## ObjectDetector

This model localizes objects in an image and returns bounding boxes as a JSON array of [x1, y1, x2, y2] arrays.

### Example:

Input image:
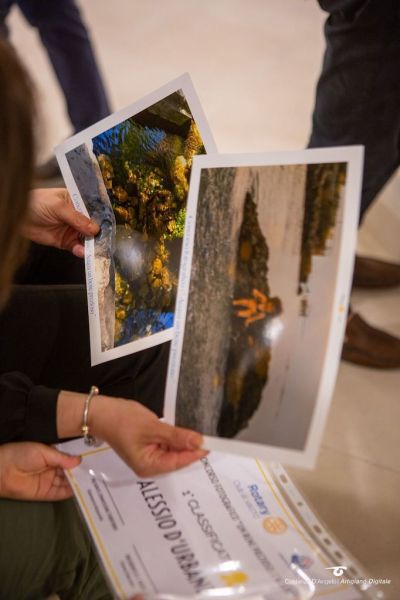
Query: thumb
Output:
[[59, 201, 99, 237], [42, 446, 82, 470], [155, 421, 204, 451]]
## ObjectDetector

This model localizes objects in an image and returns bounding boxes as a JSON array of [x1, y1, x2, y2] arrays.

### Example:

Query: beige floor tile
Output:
[[287, 448, 400, 600], [79, 0, 326, 153], [323, 357, 400, 473]]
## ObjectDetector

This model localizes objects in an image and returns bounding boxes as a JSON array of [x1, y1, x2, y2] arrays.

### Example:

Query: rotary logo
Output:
[[262, 516, 288, 534]]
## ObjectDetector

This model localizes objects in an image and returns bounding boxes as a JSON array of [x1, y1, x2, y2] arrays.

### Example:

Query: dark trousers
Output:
[[0, 0, 110, 132], [0, 497, 112, 599], [308, 0, 400, 221]]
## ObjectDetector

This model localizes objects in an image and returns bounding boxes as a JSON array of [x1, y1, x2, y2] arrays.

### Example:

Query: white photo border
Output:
[[55, 73, 217, 365], [164, 146, 364, 469]]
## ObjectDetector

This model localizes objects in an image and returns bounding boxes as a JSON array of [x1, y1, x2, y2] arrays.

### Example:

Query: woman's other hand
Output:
[[0, 442, 81, 501], [57, 392, 207, 478], [22, 188, 99, 257]]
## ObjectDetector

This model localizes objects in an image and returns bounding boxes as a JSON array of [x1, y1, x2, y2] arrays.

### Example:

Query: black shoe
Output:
[[353, 255, 400, 288], [35, 156, 62, 181]]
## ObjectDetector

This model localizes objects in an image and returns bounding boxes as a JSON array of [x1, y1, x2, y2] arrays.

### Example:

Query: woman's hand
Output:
[[22, 188, 99, 257], [57, 391, 207, 477], [92, 397, 207, 477], [0, 442, 81, 501]]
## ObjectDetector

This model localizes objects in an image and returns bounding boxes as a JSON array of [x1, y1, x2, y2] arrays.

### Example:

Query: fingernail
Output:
[[74, 246, 85, 259], [64, 452, 81, 460], [194, 448, 208, 459], [188, 433, 203, 450], [88, 222, 99, 235]]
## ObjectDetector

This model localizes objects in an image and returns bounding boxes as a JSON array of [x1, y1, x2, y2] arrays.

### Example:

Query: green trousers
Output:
[[0, 497, 112, 600]]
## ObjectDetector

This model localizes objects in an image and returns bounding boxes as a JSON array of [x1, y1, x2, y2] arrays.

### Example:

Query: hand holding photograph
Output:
[[165, 147, 363, 468], [56, 74, 216, 365]]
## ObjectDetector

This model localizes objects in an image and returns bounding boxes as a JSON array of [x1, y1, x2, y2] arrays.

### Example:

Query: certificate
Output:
[[59, 439, 375, 600]]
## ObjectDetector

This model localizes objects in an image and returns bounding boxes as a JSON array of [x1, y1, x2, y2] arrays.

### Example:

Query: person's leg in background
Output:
[[3, 0, 111, 178], [0, 497, 112, 600], [0, 0, 103, 275], [17, 0, 110, 133], [309, 0, 400, 367]]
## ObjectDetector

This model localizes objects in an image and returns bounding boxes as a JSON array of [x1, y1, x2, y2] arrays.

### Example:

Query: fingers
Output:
[[162, 448, 208, 472], [51, 189, 99, 237], [71, 242, 85, 258], [153, 421, 204, 451], [41, 471, 74, 502], [58, 227, 87, 257], [57, 452, 82, 470], [133, 421, 207, 477], [138, 446, 208, 478], [49, 470, 74, 501], [40, 453, 77, 501], [58, 201, 99, 237], [42, 445, 82, 470], [47, 487, 74, 501]]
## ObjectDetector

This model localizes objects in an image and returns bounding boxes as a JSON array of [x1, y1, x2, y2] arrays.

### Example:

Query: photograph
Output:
[[56, 75, 216, 364], [165, 148, 363, 467]]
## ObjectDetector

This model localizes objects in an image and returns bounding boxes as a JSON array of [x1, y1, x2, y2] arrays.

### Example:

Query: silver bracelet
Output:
[[82, 385, 99, 446]]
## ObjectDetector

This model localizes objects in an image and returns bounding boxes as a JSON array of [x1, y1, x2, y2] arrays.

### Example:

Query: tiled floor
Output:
[[7, 1, 400, 598], [288, 283, 400, 596]]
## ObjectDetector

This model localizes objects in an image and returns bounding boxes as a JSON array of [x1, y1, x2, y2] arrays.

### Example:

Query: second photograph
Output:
[[165, 148, 363, 467]]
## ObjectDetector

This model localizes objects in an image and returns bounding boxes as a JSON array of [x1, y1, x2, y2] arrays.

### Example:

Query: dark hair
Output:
[[0, 39, 35, 307]]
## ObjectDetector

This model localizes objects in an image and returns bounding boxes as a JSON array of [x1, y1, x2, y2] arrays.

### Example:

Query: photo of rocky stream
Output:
[[66, 90, 206, 351]]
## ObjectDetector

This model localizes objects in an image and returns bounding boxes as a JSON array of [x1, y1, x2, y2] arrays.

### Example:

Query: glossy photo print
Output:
[[165, 148, 363, 468], [56, 75, 216, 365]]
